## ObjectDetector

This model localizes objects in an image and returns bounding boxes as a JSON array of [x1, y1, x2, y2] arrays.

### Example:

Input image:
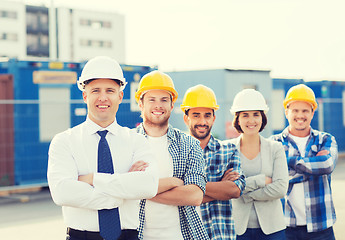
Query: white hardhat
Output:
[[230, 89, 269, 115], [77, 56, 127, 91]]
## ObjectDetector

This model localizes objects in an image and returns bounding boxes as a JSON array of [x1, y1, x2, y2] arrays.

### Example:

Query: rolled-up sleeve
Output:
[[184, 142, 207, 193]]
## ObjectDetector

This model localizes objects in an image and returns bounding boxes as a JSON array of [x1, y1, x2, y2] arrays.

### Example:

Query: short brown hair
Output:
[[232, 111, 267, 133]]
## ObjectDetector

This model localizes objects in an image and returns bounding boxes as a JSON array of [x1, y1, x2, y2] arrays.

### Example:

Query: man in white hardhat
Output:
[[48, 56, 158, 240], [181, 84, 245, 240]]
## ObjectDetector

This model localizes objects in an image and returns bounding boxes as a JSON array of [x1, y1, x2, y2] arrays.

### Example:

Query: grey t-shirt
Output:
[[241, 152, 262, 229]]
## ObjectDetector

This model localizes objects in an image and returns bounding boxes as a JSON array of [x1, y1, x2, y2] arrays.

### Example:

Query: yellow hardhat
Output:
[[135, 70, 178, 103], [180, 84, 219, 112], [283, 84, 317, 110]]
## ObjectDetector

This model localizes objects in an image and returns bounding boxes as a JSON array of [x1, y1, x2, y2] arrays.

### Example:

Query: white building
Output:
[[0, 1, 26, 59], [0, 1, 125, 63]]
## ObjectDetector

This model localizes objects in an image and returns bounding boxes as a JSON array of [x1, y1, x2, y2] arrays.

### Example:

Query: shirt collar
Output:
[[205, 135, 220, 151], [137, 123, 176, 142], [282, 126, 315, 139], [85, 117, 119, 136]]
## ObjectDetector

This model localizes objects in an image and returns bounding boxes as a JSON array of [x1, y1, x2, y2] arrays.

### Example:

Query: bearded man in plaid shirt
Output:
[[181, 85, 246, 240], [271, 84, 338, 240]]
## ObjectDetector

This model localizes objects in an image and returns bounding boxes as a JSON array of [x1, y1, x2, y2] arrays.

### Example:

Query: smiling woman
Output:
[[229, 88, 289, 240]]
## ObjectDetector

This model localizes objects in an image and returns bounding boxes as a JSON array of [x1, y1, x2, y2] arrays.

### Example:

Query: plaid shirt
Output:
[[271, 127, 338, 232], [136, 124, 209, 240], [201, 136, 245, 240]]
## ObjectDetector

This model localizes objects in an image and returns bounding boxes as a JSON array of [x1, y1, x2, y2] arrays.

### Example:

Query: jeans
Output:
[[286, 226, 335, 240], [237, 228, 286, 240]]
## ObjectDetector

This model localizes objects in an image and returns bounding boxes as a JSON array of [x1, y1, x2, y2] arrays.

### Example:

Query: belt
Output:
[[67, 228, 139, 240], [67, 228, 103, 240]]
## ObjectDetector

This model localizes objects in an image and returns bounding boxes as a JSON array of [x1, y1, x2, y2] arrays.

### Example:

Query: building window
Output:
[[26, 12, 39, 31], [102, 21, 111, 28], [0, 33, 18, 41], [27, 33, 49, 57], [103, 41, 112, 48], [80, 39, 112, 48], [26, 6, 49, 34], [0, 10, 17, 19], [79, 18, 112, 29], [40, 34, 49, 48], [27, 34, 39, 52]]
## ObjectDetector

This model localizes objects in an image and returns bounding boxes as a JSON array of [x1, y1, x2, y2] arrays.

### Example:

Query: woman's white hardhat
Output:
[[230, 89, 269, 115]]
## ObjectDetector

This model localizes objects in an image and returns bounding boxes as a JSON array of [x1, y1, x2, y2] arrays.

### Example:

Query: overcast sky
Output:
[[18, 0, 345, 81]]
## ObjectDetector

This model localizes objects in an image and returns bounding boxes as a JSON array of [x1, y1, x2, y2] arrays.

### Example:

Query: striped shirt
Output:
[[136, 124, 209, 240], [271, 127, 337, 232], [201, 136, 245, 240]]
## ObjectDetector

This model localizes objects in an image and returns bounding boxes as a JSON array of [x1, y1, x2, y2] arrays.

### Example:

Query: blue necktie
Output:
[[97, 130, 121, 240]]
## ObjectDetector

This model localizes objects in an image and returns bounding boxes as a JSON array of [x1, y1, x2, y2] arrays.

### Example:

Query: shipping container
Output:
[[306, 81, 345, 152]]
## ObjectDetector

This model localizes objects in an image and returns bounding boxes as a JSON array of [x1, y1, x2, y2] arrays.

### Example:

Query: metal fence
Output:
[[0, 97, 344, 188]]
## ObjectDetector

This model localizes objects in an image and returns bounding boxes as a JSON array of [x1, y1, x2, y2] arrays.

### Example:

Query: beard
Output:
[[143, 112, 170, 129], [190, 125, 212, 140], [293, 119, 309, 131]]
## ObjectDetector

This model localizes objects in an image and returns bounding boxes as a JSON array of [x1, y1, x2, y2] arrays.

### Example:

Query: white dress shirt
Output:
[[47, 118, 158, 231]]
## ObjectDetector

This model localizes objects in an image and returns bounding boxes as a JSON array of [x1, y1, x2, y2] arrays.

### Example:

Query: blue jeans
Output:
[[237, 228, 286, 240], [286, 226, 335, 240]]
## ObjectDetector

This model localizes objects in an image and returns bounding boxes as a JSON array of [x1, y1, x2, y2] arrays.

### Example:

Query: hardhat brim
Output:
[[230, 106, 269, 115], [283, 99, 317, 110], [77, 78, 127, 91], [135, 86, 178, 103]]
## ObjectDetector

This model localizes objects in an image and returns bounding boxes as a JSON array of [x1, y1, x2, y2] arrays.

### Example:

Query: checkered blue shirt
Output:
[[136, 124, 209, 240], [271, 127, 338, 232], [200, 136, 245, 240]]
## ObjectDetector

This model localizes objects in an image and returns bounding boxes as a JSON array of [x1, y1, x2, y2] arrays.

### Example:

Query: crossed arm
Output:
[[149, 178, 204, 206], [48, 133, 158, 210], [78, 160, 149, 185], [288, 135, 338, 186], [202, 168, 242, 203], [241, 144, 289, 202]]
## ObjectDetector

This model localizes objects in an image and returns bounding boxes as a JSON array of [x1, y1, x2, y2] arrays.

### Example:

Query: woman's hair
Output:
[[232, 110, 267, 133]]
